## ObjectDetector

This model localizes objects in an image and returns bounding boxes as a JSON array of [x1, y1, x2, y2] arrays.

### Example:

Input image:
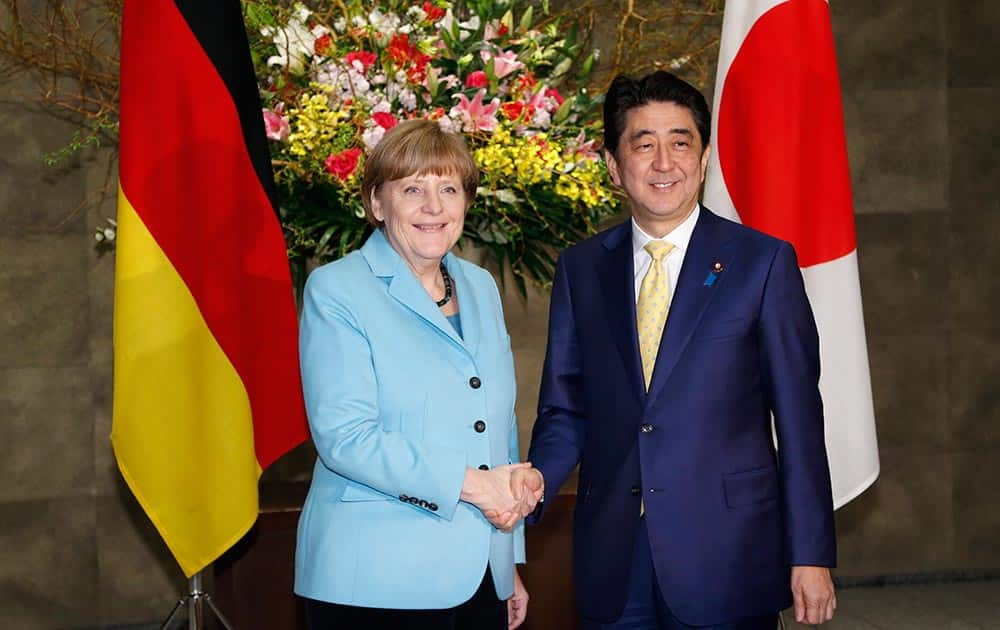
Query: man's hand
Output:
[[461, 463, 533, 531], [484, 466, 544, 530], [511, 465, 544, 510], [791, 566, 836, 625], [507, 567, 529, 629]]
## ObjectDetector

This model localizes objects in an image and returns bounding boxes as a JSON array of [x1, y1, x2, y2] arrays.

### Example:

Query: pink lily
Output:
[[262, 105, 290, 141], [480, 49, 523, 80], [569, 130, 600, 161], [450, 89, 500, 132]]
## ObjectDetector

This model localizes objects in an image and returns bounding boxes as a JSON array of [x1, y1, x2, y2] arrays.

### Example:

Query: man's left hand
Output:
[[791, 566, 836, 625]]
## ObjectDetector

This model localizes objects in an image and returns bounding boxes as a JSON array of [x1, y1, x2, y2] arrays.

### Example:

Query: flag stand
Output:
[[160, 570, 234, 630]]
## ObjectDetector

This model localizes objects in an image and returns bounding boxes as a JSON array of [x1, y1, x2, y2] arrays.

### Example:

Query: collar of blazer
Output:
[[360, 228, 482, 358], [596, 207, 739, 405]]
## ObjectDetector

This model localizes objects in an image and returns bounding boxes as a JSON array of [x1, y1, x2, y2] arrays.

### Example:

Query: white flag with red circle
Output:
[[703, 0, 879, 508]]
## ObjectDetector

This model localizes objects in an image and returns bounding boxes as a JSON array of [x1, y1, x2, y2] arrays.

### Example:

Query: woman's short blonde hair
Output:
[[360, 119, 479, 227]]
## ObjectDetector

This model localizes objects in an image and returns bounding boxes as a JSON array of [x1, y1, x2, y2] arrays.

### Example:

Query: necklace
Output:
[[436, 262, 453, 307]]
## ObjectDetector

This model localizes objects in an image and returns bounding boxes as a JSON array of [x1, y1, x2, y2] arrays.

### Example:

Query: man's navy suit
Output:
[[528, 208, 836, 626]]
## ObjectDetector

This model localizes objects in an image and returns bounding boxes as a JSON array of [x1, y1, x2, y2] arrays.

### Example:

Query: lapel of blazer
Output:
[[443, 254, 481, 357], [645, 208, 738, 405], [595, 220, 645, 403], [361, 229, 470, 356]]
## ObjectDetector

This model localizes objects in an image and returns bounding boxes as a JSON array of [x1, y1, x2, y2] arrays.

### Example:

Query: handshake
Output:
[[461, 463, 545, 532]]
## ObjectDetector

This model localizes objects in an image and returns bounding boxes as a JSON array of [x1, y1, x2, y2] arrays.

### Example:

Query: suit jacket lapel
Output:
[[362, 230, 468, 354], [596, 221, 645, 403], [646, 209, 738, 404]]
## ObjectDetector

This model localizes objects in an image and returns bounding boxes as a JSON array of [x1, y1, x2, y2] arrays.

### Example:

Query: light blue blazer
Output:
[[294, 228, 525, 609]]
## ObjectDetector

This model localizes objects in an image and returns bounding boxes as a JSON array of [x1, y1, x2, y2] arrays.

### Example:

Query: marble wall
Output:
[[0, 1, 998, 627]]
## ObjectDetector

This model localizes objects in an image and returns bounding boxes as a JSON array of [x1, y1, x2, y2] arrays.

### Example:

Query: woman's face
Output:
[[371, 171, 467, 272]]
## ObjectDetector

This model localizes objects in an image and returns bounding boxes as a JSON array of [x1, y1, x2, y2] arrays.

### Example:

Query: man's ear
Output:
[[605, 149, 622, 186], [699, 144, 712, 181]]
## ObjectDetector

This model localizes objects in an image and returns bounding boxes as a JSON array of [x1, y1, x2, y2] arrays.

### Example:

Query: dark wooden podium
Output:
[[214, 483, 579, 629]]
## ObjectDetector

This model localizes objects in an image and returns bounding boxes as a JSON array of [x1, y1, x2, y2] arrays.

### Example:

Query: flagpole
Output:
[[160, 570, 234, 630]]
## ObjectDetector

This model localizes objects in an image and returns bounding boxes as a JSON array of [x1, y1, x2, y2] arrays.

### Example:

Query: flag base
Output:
[[160, 571, 234, 630]]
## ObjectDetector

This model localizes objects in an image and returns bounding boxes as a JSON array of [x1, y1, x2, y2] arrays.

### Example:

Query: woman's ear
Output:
[[370, 188, 384, 222]]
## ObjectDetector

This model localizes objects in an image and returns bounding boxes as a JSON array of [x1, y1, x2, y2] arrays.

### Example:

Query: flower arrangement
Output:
[[0, 1, 723, 294], [246, 0, 619, 293]]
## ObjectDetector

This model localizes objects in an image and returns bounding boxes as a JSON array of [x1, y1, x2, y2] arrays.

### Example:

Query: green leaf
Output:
[[552, 95, 575, 124], [315, 225, 338, 256], [518, 6, 534, 31], [580, 49, 596, 79], [427, 67, 440, 98]]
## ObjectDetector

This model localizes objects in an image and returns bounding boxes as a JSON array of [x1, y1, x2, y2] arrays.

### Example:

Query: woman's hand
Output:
[[461, 463, 533, 531], [508, 567, 529, 629]]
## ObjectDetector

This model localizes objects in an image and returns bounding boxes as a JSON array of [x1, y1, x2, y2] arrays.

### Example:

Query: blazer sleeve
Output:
[[527, 254, 588, 520], [509, 413, 526, 563], [299, 270, 467, 521], [759, 241, 837, 567]]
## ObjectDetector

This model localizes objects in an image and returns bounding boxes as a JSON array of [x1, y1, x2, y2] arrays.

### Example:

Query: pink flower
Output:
[[372, 112, 398, 130], [569, 130, 600, 160], [481, 49, 523, 80], [528, 84, 562, 113], [450, 89, 500, 132], [325, 147, 362, 181], [483, 20, 508, 41], [464, 70, 488, 89], [262, 106, 290, 141]]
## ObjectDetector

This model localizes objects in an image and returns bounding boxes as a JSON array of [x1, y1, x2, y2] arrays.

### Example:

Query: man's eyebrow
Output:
[[627, 128, 656, 142], [626, 127, 694, 141]]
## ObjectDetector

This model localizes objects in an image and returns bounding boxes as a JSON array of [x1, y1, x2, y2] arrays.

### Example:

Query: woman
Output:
[[295, 119, 537, 629]]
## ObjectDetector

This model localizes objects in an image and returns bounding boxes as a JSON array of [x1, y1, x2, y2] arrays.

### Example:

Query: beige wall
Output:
[[1, 1, 999, 627]]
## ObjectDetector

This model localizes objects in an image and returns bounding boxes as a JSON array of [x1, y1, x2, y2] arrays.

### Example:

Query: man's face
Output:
[[605, 101, 710, 237]]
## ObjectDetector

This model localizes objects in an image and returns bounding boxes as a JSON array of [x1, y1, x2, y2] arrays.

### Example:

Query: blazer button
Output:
[[630, 486, 641, 496], [474, 420, 487, 433], [640, 423, 654, 433], [469, 376, 482, 389], [478, 464, 490, 471]]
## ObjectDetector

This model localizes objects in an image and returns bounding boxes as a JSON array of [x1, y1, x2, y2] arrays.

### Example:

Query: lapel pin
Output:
[[703, 261, 724, 287]]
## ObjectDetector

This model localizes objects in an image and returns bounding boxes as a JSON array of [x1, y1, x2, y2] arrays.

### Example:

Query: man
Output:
[[520, 71, 837, 629]]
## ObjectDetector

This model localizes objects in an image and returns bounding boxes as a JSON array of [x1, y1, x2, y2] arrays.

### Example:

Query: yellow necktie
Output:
[[637, 241, 675, 390]]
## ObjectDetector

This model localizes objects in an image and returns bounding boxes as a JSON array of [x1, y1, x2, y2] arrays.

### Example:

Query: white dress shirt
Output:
[[632, 205, 701, 304]]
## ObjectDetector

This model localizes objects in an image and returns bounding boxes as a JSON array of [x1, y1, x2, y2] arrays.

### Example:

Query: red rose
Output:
[[464, 70, 488, 89], [325, 148, 362, 181], [314, 33, 332, 56], [423, 1, 446, 22], [345, 50, 378, 71], [372, 112, 398, 130], [500, 101, 526, 121]]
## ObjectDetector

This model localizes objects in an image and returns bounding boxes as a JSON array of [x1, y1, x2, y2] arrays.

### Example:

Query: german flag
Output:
[[112, 0, 308, 577]]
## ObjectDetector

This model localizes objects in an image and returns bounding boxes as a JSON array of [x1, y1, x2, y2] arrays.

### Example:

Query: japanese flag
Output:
[[703, 0, 879, 508]]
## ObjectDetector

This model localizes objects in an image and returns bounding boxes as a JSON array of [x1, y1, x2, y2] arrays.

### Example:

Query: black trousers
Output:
[[302, 568, 507, 630]]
